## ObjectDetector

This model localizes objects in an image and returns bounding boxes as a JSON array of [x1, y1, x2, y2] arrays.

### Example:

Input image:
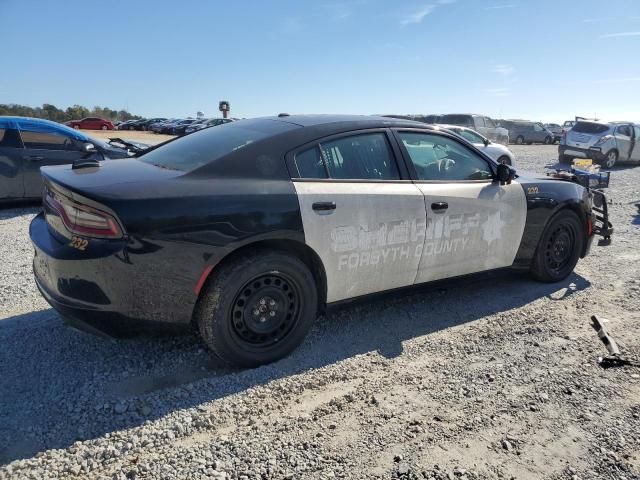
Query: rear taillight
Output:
[[44, 186, 123, 239]]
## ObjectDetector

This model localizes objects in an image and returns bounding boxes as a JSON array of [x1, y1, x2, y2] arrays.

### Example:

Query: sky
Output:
[[1, 0, 639, 123]]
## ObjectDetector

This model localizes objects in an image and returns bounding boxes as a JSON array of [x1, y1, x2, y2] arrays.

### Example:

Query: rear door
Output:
[[394, 129, 526, 283], [0, 122, 26, 200], [289, 130, 427, 303], [17, 122, 89, 198]]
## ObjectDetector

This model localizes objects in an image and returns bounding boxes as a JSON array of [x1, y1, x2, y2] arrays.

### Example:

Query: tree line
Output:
[[0, 103, 143, 123]]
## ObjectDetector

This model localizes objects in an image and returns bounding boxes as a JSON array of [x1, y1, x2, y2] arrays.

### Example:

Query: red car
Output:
[[66, 117, 114, 130]]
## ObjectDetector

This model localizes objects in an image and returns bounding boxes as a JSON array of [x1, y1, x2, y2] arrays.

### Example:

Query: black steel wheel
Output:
[[515, 135, 524, 145], [196, 250, 318, 367], [230, 273, 301, 349], [531, 210, 584, 282]]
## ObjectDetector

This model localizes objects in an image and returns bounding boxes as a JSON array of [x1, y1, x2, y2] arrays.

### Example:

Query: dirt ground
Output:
[[0, 145, 639, 480]]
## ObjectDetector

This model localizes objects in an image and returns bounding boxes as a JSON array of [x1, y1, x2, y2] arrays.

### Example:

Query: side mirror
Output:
[[496, 163, 513, 185], [483, 138, 490, 147], [83, 142, 97, 153]]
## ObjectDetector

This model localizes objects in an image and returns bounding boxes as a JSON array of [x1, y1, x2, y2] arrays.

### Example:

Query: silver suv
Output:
[[559, 121, 640, 167], [439, 114, 509, 145]]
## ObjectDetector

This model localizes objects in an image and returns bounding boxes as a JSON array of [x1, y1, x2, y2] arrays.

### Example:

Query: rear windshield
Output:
[[440, 115, 472, 127], [138, 119, 297, 172], [571, 122, 609, 134]]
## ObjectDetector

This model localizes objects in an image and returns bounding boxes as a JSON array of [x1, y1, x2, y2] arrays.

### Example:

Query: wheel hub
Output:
[[230, 274, 299, 347]]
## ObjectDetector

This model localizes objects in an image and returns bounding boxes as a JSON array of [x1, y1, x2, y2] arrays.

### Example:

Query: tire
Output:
[[603, 149, 618, 168], [515, 136, 524, 145], [497, 155, 511, 166], [74, 125, 80, 130], [196, 251, 318, 367], [544, 136, 552, 145], [531, 210, 584, 283], [101, 125, 108, 130]]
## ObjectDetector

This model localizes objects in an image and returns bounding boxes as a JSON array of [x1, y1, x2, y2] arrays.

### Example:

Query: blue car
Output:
[[0, 117, 133, 202]]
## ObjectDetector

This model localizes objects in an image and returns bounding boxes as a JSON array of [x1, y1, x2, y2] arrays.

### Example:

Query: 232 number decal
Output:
[[69, 236, 88, 251]]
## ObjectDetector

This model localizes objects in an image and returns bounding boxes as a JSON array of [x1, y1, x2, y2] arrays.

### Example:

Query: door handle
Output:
[[24, 155, 44, 161], [312, 201, 336, 212], [431, 201, 448, 212]]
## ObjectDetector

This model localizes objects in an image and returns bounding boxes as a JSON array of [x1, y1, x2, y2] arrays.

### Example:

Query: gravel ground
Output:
[[1, 145, 639, 480]]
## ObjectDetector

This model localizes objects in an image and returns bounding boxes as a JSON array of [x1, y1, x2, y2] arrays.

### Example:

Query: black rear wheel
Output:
[[531, 210, 584, 282], [196, 251, 318, 367], [515, 136, 524, 145]]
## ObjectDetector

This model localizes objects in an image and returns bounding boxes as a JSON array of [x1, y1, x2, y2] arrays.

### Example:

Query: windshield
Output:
[[138, 118, 297, 172]]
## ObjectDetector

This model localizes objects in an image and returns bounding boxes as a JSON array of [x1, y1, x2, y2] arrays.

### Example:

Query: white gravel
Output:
[[1, 146, 639, 479]]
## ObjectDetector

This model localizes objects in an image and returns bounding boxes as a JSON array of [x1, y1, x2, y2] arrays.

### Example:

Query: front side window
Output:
[[399, 132, 493, 181], [0, 128, 23, 148], [19, 129, 76, 150], [474, 116, 486, 128], [484, 117, 496, 128], [318, 133, 400, 180], [616, 125, 631, 136], [534, 123, 544, 131]]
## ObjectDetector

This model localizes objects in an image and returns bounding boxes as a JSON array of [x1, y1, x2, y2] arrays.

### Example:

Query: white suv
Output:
[[559, 120, 640, 167]]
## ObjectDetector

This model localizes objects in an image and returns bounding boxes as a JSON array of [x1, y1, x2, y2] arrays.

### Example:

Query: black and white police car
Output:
[[30, 115, 611, 367]]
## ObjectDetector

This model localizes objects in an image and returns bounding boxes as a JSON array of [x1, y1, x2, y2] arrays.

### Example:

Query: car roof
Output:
[[261, 114, 430, 129], [0, 116, 90, 141]]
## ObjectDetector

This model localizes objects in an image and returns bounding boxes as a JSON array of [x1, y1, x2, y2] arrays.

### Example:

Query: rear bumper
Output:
[[559, 145, 607, 162], [30, 213, 199, 336]]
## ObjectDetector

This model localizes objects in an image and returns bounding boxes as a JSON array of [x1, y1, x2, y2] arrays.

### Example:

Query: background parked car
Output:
[[500, 120, 554, 145], [184, 117, 233, 134], [544, 123, 562, 143], [559, 120, 640, 167], [134, 118, 167, 131], [117, 119, 140, 130], [65, 117, 114, 131], [435, 124, 516, 166], [439, 114, 509, 145], [0, 117, 131, 201], [170, 119, 198, 135]]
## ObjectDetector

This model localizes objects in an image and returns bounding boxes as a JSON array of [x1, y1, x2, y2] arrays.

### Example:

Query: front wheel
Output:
[[531, 210, 584, 282], [544, 136, 552, 145], [515, 136, 524, 145], [101, 125, 108, 130], [196, 251, 318, 367]]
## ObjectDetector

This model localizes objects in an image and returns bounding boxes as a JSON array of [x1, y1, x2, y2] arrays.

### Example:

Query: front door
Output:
[[17, 125, 87, 198], [0, 126, 25, 200], [631, 126, 640, 162], [615, 124, 634, 161], [394, 130, 527, 283], [290, 130, 426, 303]]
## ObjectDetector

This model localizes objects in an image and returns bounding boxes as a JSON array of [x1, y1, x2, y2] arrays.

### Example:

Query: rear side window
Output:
[[474, 117, 486, 128], [295, 147, 327, 179], [294, 133, 400, 180], [0, 129, 23, 148], [19, 130, 75, 150], [572, 122, 609, 134], [321, 133, 399, 180], [139, 119, 297, 172], [484, 117, 496, 128]]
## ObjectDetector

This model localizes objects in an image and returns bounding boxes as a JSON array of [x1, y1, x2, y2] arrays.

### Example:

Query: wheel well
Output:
[[193, 239, 328, 324]]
